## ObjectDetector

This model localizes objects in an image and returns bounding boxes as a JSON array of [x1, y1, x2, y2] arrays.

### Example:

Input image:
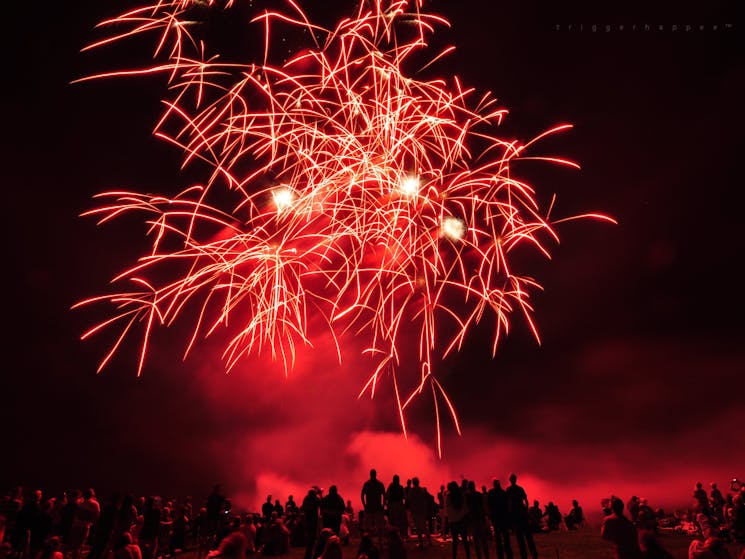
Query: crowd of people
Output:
[[1, 475, 743, 559], [600, 480, 745, 559]]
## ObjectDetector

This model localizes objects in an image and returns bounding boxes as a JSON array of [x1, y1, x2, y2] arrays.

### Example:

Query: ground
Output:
[[256, 530, 744, 559]]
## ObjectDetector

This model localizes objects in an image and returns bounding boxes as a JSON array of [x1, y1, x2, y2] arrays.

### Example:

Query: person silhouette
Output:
[[321, 486, 346, 536], [386, 475, 406, 540], [487, 479, 513, 559], [446, 481, 469, 559], [601, 497, 642, 559], [505, 475, 537, 559], [361, 469, 386, 544]]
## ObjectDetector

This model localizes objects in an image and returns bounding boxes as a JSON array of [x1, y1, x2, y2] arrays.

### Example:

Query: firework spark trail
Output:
[[75, 0, 615, 453]]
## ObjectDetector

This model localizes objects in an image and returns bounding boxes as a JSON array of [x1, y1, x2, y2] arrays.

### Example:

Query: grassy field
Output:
[[257, 531, 745, 559]]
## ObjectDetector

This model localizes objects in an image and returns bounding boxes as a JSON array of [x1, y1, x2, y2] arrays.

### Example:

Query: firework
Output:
[[75, 0, 614, 452]]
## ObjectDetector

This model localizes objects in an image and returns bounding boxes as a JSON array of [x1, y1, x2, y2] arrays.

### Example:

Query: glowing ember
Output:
[[441, 216, 466, 241], [272, 187, 294, 213], [399, 176, 421, 197], [74, 0, 614, 452]]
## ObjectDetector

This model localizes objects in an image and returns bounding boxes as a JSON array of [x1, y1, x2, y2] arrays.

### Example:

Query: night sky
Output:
[[3, 0, 743, 512]]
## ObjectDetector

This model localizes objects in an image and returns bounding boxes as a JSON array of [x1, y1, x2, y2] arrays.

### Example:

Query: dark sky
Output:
[[2, 0, 743, 512]]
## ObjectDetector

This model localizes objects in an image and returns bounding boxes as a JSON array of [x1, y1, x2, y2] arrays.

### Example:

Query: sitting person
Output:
[[318, 536, 343, 559], [207, 532, 248, 559], [565, 500, 585, 530], [113, 533, 143, 559], [601, 497, 642, 559], [688, 537, 733, 559], [264, 512, 290, 556]]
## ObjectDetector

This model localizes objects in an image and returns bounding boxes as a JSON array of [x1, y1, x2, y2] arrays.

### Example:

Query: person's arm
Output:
[[600, 519, 611, 541], [361, 485, 367, 510]]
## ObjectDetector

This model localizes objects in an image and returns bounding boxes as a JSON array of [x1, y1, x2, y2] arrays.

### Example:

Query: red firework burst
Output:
[[74, 0, 614, 453]]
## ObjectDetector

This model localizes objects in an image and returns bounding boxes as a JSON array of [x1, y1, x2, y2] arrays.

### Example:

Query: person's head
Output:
[[370, 469, 377, 480], [572, 500, 578, 507], [533, 500, 539, 507], [711, 483, 717, 489], [329, 485, 338, 496], [275, 499, 281, 506], [113, 533, 133, 551], [406, 479, 411, 487], [288, 495, 294, 502], [696, 482, 703, 490], [40, 536, 61, 559], [468, 481, 476, 492], [321, 536, 342, 559], [266, 495, 272, 503], [611, 497, 624, 516], [412, 478, 420, 488], [392, 475, 399, 484], [216, 532, 248, 559], [271, 511, 278, 521], [83, 488, 95, 500], [509, 474, 517, 485]]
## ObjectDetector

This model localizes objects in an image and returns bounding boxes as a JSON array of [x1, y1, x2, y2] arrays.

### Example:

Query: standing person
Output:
[[505, 475, 537, 559], [206, 486, 225, 543], [274, 500, 285, 519], [285, 497, 298, 518], [170, 506, 189, 555], [386, 476, 406, 541], [302, 489, 321, 559], [262, 497, 275, 522], [88, 492, 121, 559], [693, 484, 710, 513], [361, 470, 386, 545], [59, 490, 80, 551], [139, 498, 161, 559], [70, 489, 100, 559], [321, 486, 346, 536], [601, 497, 642, 559], [711, 484, 726, 521], [446, 482, 469, 559], [0, 487, 23, 548], [406, 479, 429, 549], [627, 497, 641, 524], [437, 486, 448, 539], [487, 480, 513, 559], [466, 482, 489, 559]]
